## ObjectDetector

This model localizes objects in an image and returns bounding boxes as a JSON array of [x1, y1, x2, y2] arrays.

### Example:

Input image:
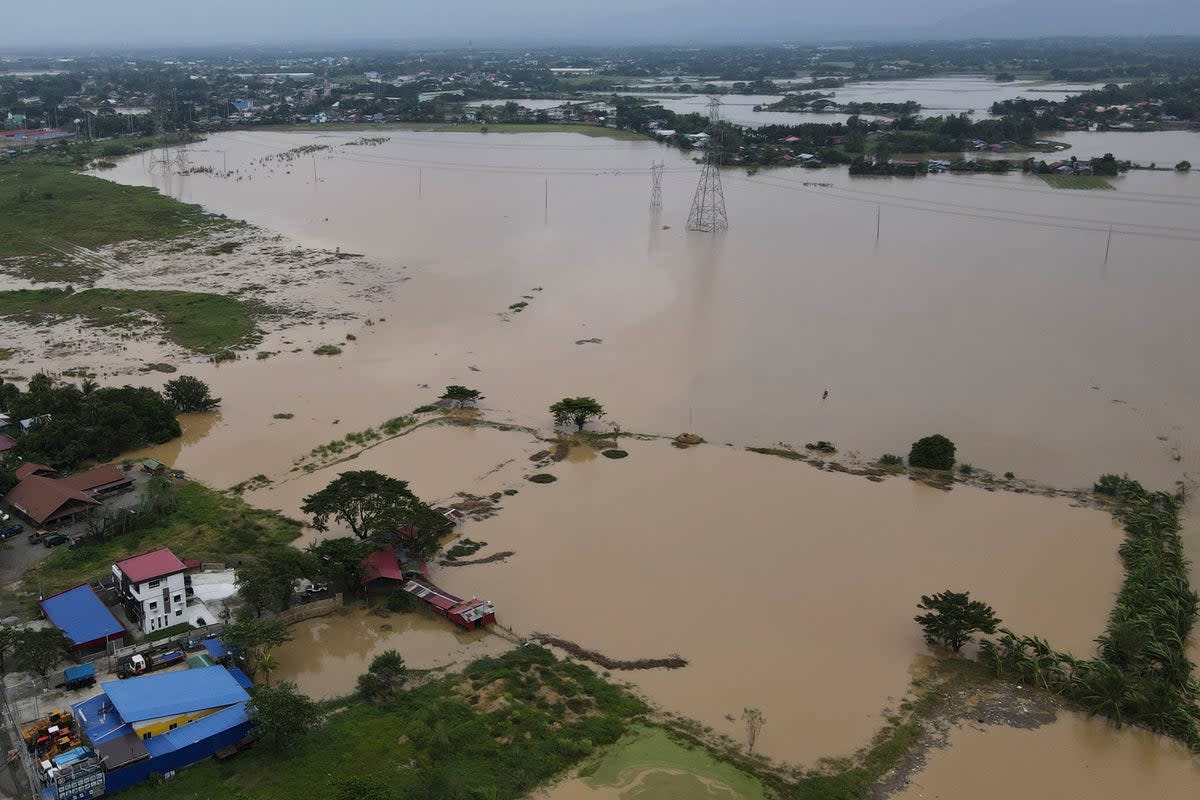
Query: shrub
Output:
[[386, 590, 419, 613], [908, 434, 956, 470], [601, 449, 628, 459], [805, 440, 837, 453], [528, 473, 557, 484], [412, 404, 439, 414], [1176, 160, 1192, 172], [313, 344, 343, 356], [958, 463, 974, 475], [879, 453, 903, 466], [1004, 471, 1015, 479]]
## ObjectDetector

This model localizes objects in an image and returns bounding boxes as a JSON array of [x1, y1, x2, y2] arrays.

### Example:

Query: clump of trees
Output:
[[0, 628, 68, 681], [357, 650, 407, 702], [223, 615, 292, 679], [301, 470, 451, 558], [914, 590, 1000, 652], [550, 397, 605, 432], [1177, 161, 1192, 172], [250, 681, 320, 752], [236, 547, 318, 616], [308, 536, 373, 591], [440, 385, 483, 405], [1, 373, 180, 470], [163, 375, 221, 412], [908, 434, 956, 471]]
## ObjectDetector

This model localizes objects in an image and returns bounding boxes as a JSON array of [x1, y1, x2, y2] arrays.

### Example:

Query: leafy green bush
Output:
[[313, 344, 343, 356], [805, 440, 836, 453], [1094, 473, 1148, 503], [908, 434, 956, 470], [879, 453, 903, 466]]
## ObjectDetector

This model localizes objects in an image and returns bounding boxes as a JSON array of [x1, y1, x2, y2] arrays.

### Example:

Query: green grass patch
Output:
[[0, 287, 266, 353], [25, 481, 301, 596], [1039, 174, 1114, 190], [0, 347, 12, 361], [144, 621, 194, 643], [746, 446, 808, 461], [0, 161, 237, 274]]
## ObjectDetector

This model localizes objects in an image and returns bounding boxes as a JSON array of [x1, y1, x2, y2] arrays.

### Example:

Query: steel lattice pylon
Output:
[[686, 98, 728, 232], [650, 161, 664, 212]]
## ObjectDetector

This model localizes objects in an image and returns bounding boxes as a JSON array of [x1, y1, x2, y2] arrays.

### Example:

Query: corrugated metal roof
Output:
[[362, 549, 404, 583], [144, 702, 249, 757], [114, 548, 187, 583], [101, 666, 249, 723], [39, 584, 125, 648]]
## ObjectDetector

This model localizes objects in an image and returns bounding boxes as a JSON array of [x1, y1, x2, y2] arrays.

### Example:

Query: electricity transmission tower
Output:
[[686, 98, 728, 232], [650, 161, 664, 211]]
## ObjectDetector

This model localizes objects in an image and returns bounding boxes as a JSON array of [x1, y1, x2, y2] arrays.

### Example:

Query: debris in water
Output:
[[575, 337, 604, 345], [532, 633, 687, 670]]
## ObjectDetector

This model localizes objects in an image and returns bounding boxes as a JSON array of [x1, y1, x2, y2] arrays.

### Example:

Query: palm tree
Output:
[[257, 652, 278, 686], [80, 377, 99, 396], [1072, 662, 1132, 727]]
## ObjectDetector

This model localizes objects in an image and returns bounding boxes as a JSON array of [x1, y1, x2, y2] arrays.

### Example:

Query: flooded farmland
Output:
[[78, 123, 1200, 790], [260, 427, 1126, 765], [895, 711, 1200, 800], [90, 127, 1200, 493]]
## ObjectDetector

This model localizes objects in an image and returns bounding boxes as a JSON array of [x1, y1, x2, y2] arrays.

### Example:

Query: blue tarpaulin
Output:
[[202, 637, 229, 660], [39, 584, 125, 650]]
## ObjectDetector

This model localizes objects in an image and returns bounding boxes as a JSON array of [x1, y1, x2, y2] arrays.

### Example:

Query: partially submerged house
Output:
[[39, 584, 127, 652], [401, 578, 496, 630]]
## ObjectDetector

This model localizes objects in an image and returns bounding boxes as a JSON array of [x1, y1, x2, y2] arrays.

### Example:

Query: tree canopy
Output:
[[163, 375, 221, 412], [301, 470, 443, 546], [223, 615, 292, 677], [236, 546, 317, 615], [5, 377, 180, 470], [550, 397, 605, 432], [440, 385, 483, 404], [357, 649, 407, 702], [15, 628, 68, 678], [908, 434, 957, 471], [308, 536, 373, 590], [915, 590, 1000, 652], [249, 681, 319, 752]]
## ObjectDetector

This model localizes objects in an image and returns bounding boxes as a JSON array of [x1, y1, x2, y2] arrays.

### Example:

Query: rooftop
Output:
[[100, 666, 250, 723], [114, 547, 187, 583], [39, 584, 125, 649]]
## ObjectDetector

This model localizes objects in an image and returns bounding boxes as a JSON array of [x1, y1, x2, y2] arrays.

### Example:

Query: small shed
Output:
[[141, 459, 167, 475], [361, 549, 404, 586], [39, 584, 127, 651]]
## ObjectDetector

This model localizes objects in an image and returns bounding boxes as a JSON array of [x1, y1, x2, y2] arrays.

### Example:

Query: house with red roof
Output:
[[2, 463, 134, 528], [112, 548, 194, 634]]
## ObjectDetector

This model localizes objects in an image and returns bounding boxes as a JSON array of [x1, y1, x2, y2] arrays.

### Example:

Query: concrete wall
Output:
[[272, 594, 342, 626]]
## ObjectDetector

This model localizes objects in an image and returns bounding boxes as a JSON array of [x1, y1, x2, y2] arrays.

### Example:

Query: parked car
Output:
[[0, 523, 22, 539], [42, 533, 71, 548], [306, 581, 329, 595]]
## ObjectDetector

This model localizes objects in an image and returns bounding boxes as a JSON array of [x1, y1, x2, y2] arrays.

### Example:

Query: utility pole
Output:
[[686, 98, 728, 233], [650, 161, 663, 212], [1103, 224, 1113, 265], [418, 167, 423, 198], [875, 205, 881, 246], [544, 177, 550, 224]]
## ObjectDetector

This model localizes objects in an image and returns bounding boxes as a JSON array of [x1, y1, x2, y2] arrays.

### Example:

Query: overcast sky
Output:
[[5, 0, 1199, 49]]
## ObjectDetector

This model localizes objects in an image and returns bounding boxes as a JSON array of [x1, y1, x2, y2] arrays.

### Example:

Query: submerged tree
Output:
[[301, 470, 419, 539], [440, 385, 484, 404], [914, 590, 999, 652], [163, 375, 221, 412], [550, 397, 605, 432], [742, 707, 766, 752], [357, 650, 408, 702], [908, 434, 956, 471]]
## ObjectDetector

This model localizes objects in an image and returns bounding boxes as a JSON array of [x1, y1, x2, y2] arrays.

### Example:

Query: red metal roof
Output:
[[4, 476, 99, 525], [59, 465, 131, 493], [15, 462, 55, 480], [0, 434, 16, 453], [115, 548, 187, 583], [361, 549, 404, 583]]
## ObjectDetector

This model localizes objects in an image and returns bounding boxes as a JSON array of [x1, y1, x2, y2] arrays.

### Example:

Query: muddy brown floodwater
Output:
[[91, 129, 1200, 493], [895, 710, 1200, 800], [256, 426, 1125, 766], [271, 605, 510, 700]]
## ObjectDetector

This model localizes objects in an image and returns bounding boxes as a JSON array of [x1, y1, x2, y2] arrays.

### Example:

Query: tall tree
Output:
[[222, 614, 291, 677], [250, 681, 319, 752], [394, 503, 453, 560], [308, 536, 372, 590], [440, 386, 483, 404], [15, 628, 68, 680], [237, 546, 317, 613], [550, 397, 605, 432], [163, 375, 221, 412], [301, 470, 419, 539], [914, 590, 999, 652], [357, 650, 407, 702]]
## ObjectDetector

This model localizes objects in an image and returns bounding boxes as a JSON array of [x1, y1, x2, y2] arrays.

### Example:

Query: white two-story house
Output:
[[112, 548, 190, 634]]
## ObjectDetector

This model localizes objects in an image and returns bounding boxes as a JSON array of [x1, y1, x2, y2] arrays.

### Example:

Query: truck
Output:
[[116, 650, 184, 679], [56, 663, 96, 690]]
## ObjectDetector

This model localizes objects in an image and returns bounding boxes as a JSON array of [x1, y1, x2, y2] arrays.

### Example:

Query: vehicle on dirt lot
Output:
[[42, 533, 71, 548], [0, 523, 22, 539]]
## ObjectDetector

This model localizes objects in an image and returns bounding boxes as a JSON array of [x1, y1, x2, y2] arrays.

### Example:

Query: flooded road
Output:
[[895, 711, 1200, 800], [93, 128, 1200, 493], [272, 605, 510, 699]]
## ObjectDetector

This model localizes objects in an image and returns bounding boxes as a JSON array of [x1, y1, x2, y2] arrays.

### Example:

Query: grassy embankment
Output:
[[1039, 174, 1115, 189], [117, 645, 655, 800], [23, 481, 301, 597], [0, 159, 236, 283], [0, 287, 266, 354]]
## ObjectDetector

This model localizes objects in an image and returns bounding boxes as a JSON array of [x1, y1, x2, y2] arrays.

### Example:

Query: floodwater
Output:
[[251, 428, 1125, 766], [895, 711, 1200, 800], [1052, 129, 1200, 166], [94, 128, 1200, 492], [271, 605, 510, 699], [612, 94, 870, 127], [826, 76, 1106, 118]]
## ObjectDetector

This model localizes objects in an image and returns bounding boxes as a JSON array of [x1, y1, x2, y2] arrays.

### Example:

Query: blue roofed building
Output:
[[39, 584, 126, 651], [65, 666, 254, 798]]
